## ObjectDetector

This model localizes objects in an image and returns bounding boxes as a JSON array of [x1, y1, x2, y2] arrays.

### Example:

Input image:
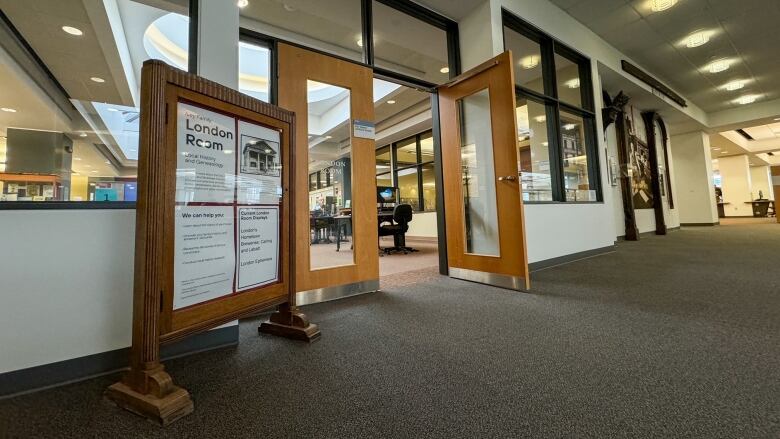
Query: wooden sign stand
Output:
[[106, 60, 319, 425]]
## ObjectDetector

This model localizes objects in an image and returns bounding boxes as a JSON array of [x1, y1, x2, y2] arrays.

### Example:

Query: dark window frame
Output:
[[503, 8, 602, 204], [378, 130, 435, 212]]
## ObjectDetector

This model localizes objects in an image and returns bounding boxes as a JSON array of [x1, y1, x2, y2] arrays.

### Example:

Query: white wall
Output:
[[407, 211, 438, 238], [0, 210, 135, 374], [719, 155, 753, 217], [670, 131, 718, 225], [525, 203, 616, 263]]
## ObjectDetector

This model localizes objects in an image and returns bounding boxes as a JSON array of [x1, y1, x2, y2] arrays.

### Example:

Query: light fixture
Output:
[[773, 117, 780, 121], [107, 108, 119, 112], [534, 115, 546, 123], [90, 77, 105, 83], [563, 123, 576, 130], [325, 135, 332, 139], [62, 26, 83, 36], [565, 78, 580, 89], [91, 170, 98, 173], [684, 31, 710, 48], [735, 95, 758, 105], [722, 150, 729, 153], [440, 67, 450, 74], [723, 80, 745, 91], [707, 59, 730, 74], [73, 157, 82, 161], [1, 107, 17, 113], [520, 55, 540, 70], [651, 0, 677, 12], [79, 132, 88, 137], [237, 0, 249, 7], [386, 100, 396, 104], [356, 38, 363, 48]]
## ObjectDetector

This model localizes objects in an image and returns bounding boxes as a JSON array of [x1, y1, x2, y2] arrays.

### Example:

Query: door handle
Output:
[[498, 175, 517, 182]]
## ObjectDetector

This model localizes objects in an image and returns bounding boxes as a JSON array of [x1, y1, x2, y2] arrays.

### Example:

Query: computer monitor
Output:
[[376, 186, 397, 204]]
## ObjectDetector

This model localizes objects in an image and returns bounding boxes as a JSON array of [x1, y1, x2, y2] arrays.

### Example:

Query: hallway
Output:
[[1, 225, 778, 438]]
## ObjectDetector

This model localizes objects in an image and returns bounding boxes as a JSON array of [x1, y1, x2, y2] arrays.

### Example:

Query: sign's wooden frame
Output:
[[106, 60, 319, 425]]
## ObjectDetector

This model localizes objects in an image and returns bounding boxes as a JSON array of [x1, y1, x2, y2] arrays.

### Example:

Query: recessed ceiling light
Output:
[[62, 26, 83, 36], [565, 78, 580, 89], [107, 108, 119, 112], [563, 123, 576, 130], [707, 59, 730, 74], [73, 157, 82, 161], [774, 118, 780, 121], [723, 80, 745, 91], [735, 95, 758, 105], [722, 151, 729, 153], [651, 0, 677, 12], [90, 77, 105, 83], [237, 0, 249, 7], [534, 115, 546, 123], [356, 38, 363, 48], [520, 55, 540, 70], [1, 107, 17, 113], [79, 132, 88, 137], [440, 67, 450, 74], [91, 170, 98, 173], [684, 31, 710, 48], [386, 100, 396, 104], [325, 135, 332, 139]]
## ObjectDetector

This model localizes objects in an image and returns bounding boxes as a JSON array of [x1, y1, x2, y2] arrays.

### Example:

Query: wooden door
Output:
[[438, 51, 530, 290], [277, 43, 379, 299]]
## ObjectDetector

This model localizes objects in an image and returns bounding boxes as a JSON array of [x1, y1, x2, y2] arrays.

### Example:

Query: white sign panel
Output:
[[236, 120, 283, 204], [176, 103, 237, 203], [173, 205, 235, 310], [353, 119, 375, 139], [236, 206, 280, 291]]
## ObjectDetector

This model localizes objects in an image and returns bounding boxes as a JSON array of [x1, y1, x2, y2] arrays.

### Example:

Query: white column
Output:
[[195, 0, 239, 332], [669, 131, 718, 225], [749, 166, 772, 200], [718, 155, 753, 217], [196, 0, 239, 89]]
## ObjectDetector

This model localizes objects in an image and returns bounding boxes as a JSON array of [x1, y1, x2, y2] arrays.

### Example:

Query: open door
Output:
[[438, 51, 530, 290], [277, 43, 379, 303]]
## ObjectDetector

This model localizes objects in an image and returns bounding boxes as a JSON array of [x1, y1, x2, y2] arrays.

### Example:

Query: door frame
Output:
[[276, 43, 380, 302], [437, 51, 530, 290]]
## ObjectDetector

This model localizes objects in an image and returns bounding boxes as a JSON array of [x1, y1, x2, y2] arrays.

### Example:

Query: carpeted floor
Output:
[[1, 224, 779, 438]]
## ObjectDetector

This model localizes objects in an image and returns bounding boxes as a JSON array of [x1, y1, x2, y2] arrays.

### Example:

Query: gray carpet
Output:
[[1, 224, 779, 438]]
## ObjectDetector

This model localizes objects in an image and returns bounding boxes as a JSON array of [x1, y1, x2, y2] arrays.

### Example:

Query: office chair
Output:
[[378, 204, 418, 255]]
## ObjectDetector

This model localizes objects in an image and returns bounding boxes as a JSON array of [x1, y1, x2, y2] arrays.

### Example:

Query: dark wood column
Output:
[[614, 109, 639, 241], [642, 111, 667, 235]]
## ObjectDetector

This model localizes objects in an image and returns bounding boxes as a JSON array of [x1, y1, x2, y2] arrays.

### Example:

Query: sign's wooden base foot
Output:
[[258, 305, 320, 342], [106, 380, 193, 425]]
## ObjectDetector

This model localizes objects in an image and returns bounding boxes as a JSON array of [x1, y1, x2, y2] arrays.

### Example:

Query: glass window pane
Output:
[[307, 81, 354, 269], [376, 172, 392, 188], [373, 1, 450, 84], [240, 0, 363, 62], [515, 96, 553, 202], [397, 167, 420, 211], [376, 146, 392, 174], [560, 111, 594, 201], [0, 0, 188, 203], [503, 27, 545, 94], [420, 163, 436, 211], [395, 137, 418, 166], [555, 52, 582, 107], [419, 132, 434, 163], [239, 42, 271, 102], [459, 89, 499, 256]]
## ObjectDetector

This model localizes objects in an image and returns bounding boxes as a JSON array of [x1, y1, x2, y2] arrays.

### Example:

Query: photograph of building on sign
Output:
[[240, 135, 280, 177]]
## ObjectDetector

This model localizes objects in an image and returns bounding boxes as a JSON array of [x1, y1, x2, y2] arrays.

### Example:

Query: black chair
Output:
[[378, 204, 418, 255]]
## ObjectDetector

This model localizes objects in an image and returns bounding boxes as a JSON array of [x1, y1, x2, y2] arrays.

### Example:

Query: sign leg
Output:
[[259, 302, 320, 342], [106, 363, 193, 425]]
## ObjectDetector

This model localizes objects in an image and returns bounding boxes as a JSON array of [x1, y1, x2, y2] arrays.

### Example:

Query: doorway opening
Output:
[[373, 79, 441, 288]]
